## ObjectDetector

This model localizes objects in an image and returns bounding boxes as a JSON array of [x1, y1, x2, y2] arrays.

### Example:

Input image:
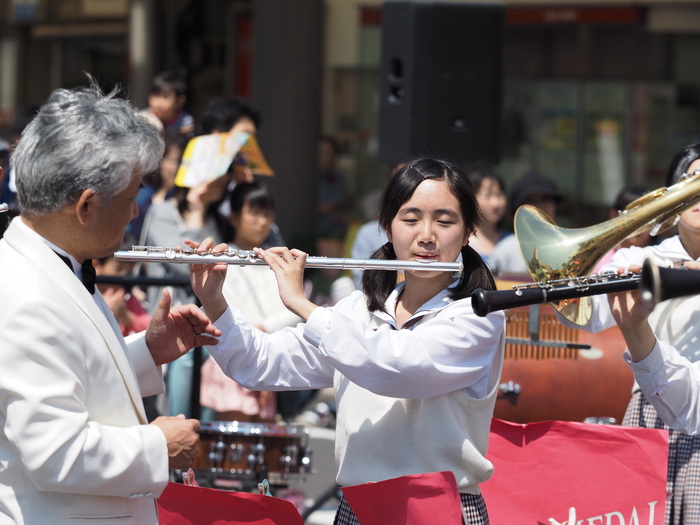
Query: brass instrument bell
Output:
[[514, 171, 700, 325]]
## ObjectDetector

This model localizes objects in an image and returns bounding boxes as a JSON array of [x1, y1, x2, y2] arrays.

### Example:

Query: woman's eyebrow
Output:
[[433, 208, 458, 216]]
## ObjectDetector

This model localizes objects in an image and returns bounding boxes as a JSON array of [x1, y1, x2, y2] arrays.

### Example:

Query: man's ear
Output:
[[74, 189, 97, 225]]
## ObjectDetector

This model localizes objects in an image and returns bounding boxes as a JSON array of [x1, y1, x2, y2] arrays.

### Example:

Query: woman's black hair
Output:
[[464, 161, 506, 195], [229, 180, 276, 215], [612, 184, 648, 213], [143, 129, 188, 188], [464, 161, 507, 228], [666, 143, 700, 187], [224, 180, 275, 242], [362, 157, 496, 312]]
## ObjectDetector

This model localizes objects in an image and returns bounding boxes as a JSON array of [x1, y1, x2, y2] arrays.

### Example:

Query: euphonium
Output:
[[514, 170, 700, 325]]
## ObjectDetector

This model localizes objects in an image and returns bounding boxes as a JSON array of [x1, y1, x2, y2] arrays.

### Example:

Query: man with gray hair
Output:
[[0, 81, 221, 524]]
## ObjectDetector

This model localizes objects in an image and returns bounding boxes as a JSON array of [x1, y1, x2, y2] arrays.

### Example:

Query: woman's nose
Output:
[[418, 221, 436, 243]]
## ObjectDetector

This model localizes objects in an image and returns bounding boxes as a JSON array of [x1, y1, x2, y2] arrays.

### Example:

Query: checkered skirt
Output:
[[623, 390, 700, 525], [332, 492, 489, 525]]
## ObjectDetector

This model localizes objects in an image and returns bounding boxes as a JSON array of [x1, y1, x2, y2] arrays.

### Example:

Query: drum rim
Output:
[[199, 420, 309, 436]]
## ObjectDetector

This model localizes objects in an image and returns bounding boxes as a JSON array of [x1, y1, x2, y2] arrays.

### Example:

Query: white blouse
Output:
[[206, 283, 505, 400]]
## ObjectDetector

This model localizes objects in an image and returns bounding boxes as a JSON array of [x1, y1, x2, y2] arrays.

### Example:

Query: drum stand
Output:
[[301, 483, 342, 520]]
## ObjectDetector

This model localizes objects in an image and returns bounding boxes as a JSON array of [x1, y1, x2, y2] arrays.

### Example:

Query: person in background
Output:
[[489, 170, 563, 277], [199, 96, 260, 188], [464, 162, 509, 270], [129, 130, 188, 242], [3, 104, 41, 215], [200, 180, 305, 423], [350, 212, 388, 290], [0, 136, 11, 205], [94, 249, 157, 422], [555, 143, 700, 525], [315, 135, 354, 264], [139, 167, 230, 419], [141, 70, 194, 140], [140, 96, 270, 420], [0, 80, 220, 525], [198, 96, 284, 246], [199, 96, 260, 141], [94, 251, 151, 338], [190, 158, 505, 524], [593, 184, 652, 272], [349, 163, 405, 289]]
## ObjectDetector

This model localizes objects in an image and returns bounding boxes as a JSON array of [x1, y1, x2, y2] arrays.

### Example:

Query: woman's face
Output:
[[230, 202, 275, 249], [387, 178, 470, 279], [678, 158, 700, 238], [475, 178, 506, 226], [160, 144, 182, 191], [148, 90, 183, 122]]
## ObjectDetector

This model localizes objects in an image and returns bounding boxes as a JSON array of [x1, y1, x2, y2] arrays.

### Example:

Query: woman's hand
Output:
[[683, 260, 700, 270], [186, 238, 229, 322], [606, 264, 656, 362], [253, 247, 318, 321]]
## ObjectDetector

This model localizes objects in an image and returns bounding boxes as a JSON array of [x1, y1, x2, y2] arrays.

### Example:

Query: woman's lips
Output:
[[413, 253, 438, 261]]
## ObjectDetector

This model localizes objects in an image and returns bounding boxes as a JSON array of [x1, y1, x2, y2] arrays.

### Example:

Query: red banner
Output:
[[341, 471, 465, 525], [481, 418, 669, 524], [157, 482, 304, 525]]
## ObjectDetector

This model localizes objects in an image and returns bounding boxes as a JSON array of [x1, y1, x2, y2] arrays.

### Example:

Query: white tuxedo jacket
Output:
[[0, 218, 169, 524]]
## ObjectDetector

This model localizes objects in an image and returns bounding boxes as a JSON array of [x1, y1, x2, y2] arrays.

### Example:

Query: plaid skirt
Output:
[[332, 492, 489, 525], [623, 390, 700, 525]]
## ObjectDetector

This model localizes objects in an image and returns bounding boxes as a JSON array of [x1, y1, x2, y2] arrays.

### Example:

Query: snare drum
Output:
[[193, 421, 312, 489]]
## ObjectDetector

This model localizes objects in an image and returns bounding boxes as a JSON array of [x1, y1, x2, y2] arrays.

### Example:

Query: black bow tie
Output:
[[81, 259, 96, 295], [54, 251, 96, 294]]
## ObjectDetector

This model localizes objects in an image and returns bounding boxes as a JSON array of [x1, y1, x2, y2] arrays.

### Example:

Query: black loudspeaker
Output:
[[378, 1, 505, 166]]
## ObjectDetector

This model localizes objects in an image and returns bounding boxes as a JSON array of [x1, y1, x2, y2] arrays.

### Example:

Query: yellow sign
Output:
[[175, 132, 274, 188]]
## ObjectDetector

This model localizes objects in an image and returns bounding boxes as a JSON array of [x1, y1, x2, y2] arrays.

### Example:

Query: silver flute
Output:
[[114, 245, 464, 272]]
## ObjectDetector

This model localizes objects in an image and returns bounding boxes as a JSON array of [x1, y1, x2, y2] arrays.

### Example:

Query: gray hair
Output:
[[12, 81, 165, 216]]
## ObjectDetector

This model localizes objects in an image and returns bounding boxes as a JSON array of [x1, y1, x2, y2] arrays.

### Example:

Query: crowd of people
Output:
[[3, 70, 700, 524]]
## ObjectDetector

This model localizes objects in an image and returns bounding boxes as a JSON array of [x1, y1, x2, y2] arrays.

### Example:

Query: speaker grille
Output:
[[379, 1, 506, 166]]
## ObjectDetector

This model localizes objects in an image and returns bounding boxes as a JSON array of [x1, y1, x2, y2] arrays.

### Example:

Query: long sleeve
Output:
[[205, 304, 337, 390], [124, 331, 165, 398], [208, 289, 505, 400], [626, 340, 700, 434], [303, 292, 505, 399]]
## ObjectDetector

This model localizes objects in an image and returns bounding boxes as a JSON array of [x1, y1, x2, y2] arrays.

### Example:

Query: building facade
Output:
[[2, 0, 700, 235]]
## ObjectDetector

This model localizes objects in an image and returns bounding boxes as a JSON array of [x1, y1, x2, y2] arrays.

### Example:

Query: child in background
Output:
[[200, 181, 303, 422], [93, 254, 150, 337], [465, 162, 509, 270], [141, 71, 194, 140], [130, 130, 188, 242]]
